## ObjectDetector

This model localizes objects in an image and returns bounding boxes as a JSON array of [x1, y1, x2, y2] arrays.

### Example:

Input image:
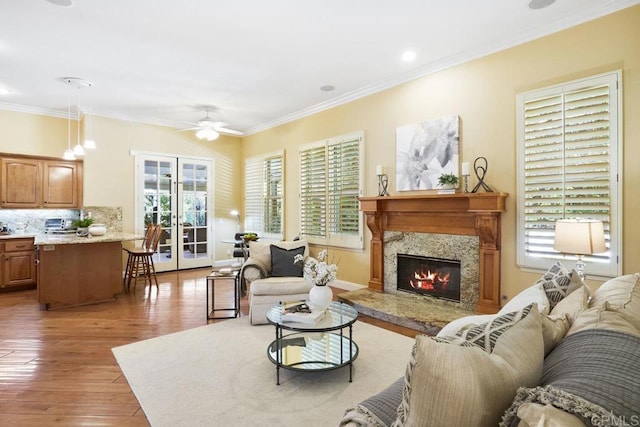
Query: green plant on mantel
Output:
[[438, 173, 459, 186], [72, 218, 94, 228]]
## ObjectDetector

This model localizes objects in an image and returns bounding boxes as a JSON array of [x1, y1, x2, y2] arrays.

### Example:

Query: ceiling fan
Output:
[[178, 111, 243, 141]]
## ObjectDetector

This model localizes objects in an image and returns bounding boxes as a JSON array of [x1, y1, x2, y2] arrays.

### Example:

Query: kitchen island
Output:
[[36, 232, 142, 310]]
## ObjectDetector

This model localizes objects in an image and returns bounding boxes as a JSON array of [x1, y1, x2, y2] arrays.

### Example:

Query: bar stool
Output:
[[123, 224, 163, 292]]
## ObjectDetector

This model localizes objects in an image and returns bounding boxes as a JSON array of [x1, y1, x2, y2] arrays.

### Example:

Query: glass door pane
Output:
[[141, 156, 177, 272], [178, 159, 213, 269]]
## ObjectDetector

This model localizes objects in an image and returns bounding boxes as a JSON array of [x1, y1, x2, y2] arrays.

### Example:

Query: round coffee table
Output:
[[265, 301, 359, 385]]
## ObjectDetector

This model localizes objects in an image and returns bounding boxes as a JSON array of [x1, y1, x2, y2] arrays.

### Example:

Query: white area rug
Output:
[[112, 317, 414, 427]]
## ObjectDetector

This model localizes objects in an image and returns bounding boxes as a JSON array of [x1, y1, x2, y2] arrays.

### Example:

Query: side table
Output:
[[206, 270, 240, 320]]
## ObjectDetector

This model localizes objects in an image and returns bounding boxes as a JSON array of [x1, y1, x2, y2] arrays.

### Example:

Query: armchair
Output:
[[240, 239, 313, 325]]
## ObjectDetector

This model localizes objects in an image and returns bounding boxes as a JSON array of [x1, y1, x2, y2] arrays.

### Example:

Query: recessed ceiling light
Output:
[[46, 0, 73, 7], [401, 51, 417, 62], [0, 87, 10, 96], [320, 85, 335, 92], [528, 0, 556, 10]]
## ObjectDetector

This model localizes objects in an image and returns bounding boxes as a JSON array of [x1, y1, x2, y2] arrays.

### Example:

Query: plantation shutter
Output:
[[300, 131, 364, 249], [244, 156, 263, 233], [327, 136, 361, 245], [517, 72, 621, 278], [263, 154, 283, 235], [299, 142, 327, 239], [244, 151, 284, 239]]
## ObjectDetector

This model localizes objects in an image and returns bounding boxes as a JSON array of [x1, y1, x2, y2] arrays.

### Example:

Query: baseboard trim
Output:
[[330, 279, 367, 291]]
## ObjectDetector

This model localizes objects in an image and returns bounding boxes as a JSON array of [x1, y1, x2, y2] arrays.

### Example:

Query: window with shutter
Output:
[[244, 150, 284, 240], [516, 71, 621, 278], [300, 131, 364, 249]]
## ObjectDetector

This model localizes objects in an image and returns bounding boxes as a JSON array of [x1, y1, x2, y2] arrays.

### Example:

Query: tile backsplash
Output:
[[0, 206, 122, 234]]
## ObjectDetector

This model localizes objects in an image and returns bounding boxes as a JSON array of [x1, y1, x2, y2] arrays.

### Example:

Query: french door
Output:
[[136, 154, 214, 272]]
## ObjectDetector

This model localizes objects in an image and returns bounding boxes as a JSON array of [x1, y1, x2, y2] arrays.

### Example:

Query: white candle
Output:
[[461, 162, 470, 176], [376, 165, 383, 175]]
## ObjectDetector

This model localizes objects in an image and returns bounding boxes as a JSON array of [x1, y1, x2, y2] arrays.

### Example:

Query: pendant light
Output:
[[63, 77, 95, 159], [73, 84, 85, 157], [62, 90, 76, 160]]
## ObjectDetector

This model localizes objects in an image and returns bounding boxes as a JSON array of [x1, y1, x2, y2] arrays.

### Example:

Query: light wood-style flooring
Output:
[[0, 268, 419, 426]]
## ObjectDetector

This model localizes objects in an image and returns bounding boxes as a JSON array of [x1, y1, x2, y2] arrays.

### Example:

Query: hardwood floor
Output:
[[0, 269, 419, 425]]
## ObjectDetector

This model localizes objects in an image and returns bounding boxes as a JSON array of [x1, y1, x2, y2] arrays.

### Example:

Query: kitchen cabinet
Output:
[[0, 154, 83, 209], [43, 161, 82, 208], [0, 157, 41, 208], [1, 238, 37, 290]]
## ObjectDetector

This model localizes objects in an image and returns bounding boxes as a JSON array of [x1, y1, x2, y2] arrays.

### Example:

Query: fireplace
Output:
[[397, 254, 461, 303], [359, 193, 508, 313]]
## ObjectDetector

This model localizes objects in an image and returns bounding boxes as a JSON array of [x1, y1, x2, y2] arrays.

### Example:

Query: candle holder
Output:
[[462, 174, 470, 193], [471, 157, 494, 193], [377, 173, 390, 196]]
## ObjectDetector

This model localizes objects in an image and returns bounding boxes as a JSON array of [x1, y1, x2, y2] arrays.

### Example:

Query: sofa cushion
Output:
[[392, 304, 543, 427], [249, 277, 311, 296], [248, 239, 309, 272], [270, 245, 305, 277]]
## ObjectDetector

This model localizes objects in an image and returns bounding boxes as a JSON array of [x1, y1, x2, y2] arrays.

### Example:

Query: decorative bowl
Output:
[[88, 224, 107, 236]]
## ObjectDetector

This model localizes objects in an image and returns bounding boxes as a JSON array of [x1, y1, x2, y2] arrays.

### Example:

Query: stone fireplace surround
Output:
[[359, 193, 508, 314], [385, 231, 479, 311]]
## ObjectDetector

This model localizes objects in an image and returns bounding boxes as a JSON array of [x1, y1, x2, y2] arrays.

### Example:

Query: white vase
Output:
[[308, 285, 333, 310]]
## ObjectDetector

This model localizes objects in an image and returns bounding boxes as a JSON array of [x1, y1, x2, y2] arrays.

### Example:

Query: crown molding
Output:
[[244, 0, 640, 135]]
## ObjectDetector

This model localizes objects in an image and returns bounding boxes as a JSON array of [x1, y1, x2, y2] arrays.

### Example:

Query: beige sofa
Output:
[[240, 239, 312, 325], [340, 265, 640, 427]]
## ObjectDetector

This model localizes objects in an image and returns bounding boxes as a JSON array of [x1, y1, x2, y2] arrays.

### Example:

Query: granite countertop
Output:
[[0, 232, 144, 245]]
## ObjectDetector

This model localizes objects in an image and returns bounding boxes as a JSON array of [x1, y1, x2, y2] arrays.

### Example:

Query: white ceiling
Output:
[[1, 0, 638, 136]]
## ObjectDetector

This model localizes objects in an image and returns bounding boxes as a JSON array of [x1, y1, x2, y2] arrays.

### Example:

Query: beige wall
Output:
[[1, 6, 637, 300], [0, 111, 243, 261], [242, 5, 640, 300]]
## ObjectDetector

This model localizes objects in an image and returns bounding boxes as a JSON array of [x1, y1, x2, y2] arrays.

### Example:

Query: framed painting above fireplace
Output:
[[395, 115, 460, 191]]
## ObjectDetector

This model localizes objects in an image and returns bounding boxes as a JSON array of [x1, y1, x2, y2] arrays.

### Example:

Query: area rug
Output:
[[112, 317, 415, 426]]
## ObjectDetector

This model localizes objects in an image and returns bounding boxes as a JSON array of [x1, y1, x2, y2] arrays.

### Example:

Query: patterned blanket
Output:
[[501, 329, 640, 426]]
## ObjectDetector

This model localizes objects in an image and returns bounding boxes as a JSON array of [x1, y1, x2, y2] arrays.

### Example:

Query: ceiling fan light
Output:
[[63, 148, 76, 160], [196, 128, 219, 141]]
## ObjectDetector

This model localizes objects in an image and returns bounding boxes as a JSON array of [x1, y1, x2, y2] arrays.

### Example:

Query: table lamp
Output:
[[553, 219, 606, 280]]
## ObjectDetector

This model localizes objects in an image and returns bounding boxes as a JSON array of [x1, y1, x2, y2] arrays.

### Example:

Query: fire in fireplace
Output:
[[397, 254, 461, 303]]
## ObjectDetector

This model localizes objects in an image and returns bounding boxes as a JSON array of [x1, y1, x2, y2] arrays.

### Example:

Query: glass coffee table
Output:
[[266, 301, 359, 385]]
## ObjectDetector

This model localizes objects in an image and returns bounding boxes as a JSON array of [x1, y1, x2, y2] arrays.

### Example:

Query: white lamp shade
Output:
[[553, 219, 606, 255]]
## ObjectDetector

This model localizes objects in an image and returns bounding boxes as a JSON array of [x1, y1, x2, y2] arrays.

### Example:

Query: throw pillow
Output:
[[392, 304, 544, 427], [591, 273, 640, 325], [436, 314, 496, 337], [270, 245, 305, 277], [550, 283, 590, 324], [532, 262, 574, 311], [540, 314, 571, 356], [566, 302, 640, 338], [248, 239, 309, 272], [499, 282, 551, 315]]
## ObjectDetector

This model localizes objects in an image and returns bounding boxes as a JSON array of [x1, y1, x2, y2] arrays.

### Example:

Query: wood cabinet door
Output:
[[43, 160, 81, 208], [3, 250, 37, 287], [0, 158, 42, 208]]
